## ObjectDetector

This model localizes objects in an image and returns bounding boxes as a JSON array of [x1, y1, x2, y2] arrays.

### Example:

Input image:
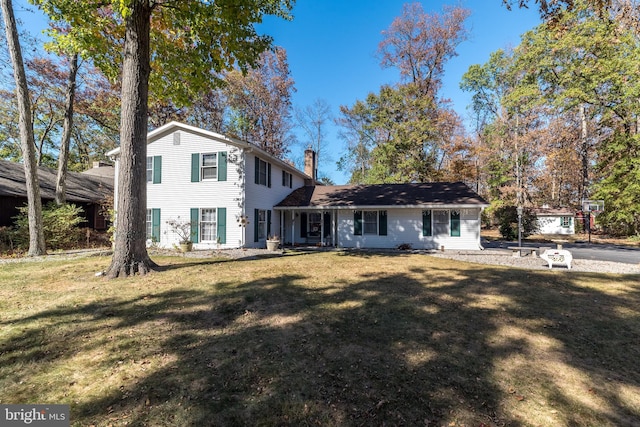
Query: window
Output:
[[146, 209, 152, 239], [282, 170, 292, 188], [561, 216, 572, 228], [201, 153, 217, 180], [200, 208, 217, 241], [146, 157, 153, 182], [146, 208, 160, 242], [363, 211, 378, 235], [354, 210, 387, 236], [146, 156, 161, 183], [255, 157, 271, 187], [257, 209, 267, 240]]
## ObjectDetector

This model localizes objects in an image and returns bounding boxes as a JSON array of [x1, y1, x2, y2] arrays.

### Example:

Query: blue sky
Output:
[[14, 0, 540, 184], [258, 1, 541, 183]]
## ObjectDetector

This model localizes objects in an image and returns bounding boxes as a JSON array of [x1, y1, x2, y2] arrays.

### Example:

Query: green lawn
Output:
[[1, 251, 638, 426]]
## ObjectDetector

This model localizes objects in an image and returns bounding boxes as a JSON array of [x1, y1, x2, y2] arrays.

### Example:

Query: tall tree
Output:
[[225, 47, 295, 158], [35, 0, 294, 277], [1, 0, 46, 255], [295, 98, 332, 179], [378, 2, 470, 97], [55, 52, 78, 205]]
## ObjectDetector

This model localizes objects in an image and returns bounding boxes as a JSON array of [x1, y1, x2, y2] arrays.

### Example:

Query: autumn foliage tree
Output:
[[34, 0, 294, 277]]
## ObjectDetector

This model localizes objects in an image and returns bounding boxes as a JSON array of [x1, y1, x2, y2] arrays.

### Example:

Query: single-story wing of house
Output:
[[0, 159, 113, 230], [533, 207, 575, 235], [274, 182, 489, 250]]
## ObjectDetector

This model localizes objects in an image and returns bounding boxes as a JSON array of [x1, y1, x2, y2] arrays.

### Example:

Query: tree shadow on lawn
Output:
[[1, 256, 639, 426]]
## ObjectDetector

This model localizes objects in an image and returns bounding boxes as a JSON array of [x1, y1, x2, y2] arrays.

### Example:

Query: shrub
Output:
[[13, 202, 85, 250], [494, 205, 538, 241]]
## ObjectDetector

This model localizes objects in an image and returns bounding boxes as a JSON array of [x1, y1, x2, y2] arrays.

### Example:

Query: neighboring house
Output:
[[533, 207, 575, 235], [275, 182, 488, 250], [107, 121, 489, 251], [0, 159, 113, 230]]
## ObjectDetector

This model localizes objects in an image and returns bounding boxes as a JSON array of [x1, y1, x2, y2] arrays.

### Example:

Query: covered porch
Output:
[[274, 208, 340, 247]]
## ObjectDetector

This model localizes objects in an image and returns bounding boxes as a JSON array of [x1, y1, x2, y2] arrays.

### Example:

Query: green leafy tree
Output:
[[34, 0, 294, 277], [494, 205, 538, 240]]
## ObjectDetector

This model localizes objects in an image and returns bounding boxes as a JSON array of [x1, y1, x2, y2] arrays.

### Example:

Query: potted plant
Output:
[[166, 217, 194, 252], [266, 234, 280, 251]]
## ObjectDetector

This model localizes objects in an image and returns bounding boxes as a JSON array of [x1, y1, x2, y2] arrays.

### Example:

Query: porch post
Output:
[[320, 210, 324, 247], [291, 210, 295, 247], [333, 210, 337, 247]]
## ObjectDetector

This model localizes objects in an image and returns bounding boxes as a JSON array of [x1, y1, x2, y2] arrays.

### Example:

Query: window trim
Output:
[[200, 208, 218, 242], [201, 153, 218, 181]]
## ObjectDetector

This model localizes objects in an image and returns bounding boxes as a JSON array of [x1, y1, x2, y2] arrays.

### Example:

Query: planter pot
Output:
[[266, 240, 280, 251], [179, 242, 193, 252]]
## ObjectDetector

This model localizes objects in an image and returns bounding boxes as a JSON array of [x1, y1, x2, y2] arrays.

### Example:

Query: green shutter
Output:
[[300, 212, 307, 238], [151, 208, 161, 242], [354, 211, 362, 236], [451, 210, 461, 237], [282, 170, 286, 186], [191, 153, 200, 182], [218, 152, 227, 181], [190, 208, 199, 243], [152, 156, 162, 184], [267, 163, 272, 188], [217, 208, 226, 244], [267, 210, 272, 237], [379, 211, 387, 236], [422, 210, 432, 236], [254, 209, 259, 242], [255, 157, 260, 184]]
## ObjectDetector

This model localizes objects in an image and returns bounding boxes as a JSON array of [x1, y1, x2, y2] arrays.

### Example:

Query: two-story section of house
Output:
[[107, 121, 311, 249]]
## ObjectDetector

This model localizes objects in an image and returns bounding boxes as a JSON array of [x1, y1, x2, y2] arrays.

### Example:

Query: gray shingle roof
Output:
[[0, 159, 113, 203], [275, 182, 488, 209]]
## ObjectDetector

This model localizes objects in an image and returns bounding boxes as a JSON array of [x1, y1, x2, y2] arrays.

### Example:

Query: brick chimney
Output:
[[304, 148, 317, 183]]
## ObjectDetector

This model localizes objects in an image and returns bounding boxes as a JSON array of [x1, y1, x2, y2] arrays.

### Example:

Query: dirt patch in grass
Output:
[[0, 252, 639, 426]]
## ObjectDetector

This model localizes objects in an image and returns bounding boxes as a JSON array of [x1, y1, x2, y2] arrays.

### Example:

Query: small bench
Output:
[[540, 249, 573, 269], [507, 246, 538, 257]]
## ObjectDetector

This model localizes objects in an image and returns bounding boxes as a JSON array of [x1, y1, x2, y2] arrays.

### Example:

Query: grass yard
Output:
[[0, 251, 639, 426]]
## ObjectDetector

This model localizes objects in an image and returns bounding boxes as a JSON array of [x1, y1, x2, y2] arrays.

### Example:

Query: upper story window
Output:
[[201, 153, 217, 180], [191, 152, 227, 182], [146, 156, 161, 183], [146, 157, 153, 182], [255, 157, 271, 187], [282, 170, 293, 188]]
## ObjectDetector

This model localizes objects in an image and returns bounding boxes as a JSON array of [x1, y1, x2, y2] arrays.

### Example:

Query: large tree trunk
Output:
[[106, 1, 157, 278], [55, 52, 79, 205], [1, 0, 46, 256]]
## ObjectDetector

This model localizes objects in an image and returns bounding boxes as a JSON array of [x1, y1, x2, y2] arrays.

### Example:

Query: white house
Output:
[[107, 122, 489, 250], [533, 207, 575, 235]]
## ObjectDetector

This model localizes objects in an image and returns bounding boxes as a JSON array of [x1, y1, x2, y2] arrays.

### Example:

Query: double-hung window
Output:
[[200, 208, 217, 241], [257, 209, 267, 240], [146, 209, 152, 239], [146, 157, 153, 182], [201, 153, 218, 180], [363, 211, 378, 235], [354, 210, 387, 236], [146, 156, 161, 183], [282, 170, 292, 188], [255, 157, 271, 187], [560, 216, 572, 228]]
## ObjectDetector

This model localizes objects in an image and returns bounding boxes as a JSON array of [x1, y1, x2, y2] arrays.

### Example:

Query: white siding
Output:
[[537, 216, 575, 235], [244, 153, 307, 247], [145, 130, 245, 249], [280, 207, 483, 250]]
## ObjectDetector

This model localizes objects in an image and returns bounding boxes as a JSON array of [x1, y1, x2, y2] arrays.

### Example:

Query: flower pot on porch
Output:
[[266, 239, 280, 251]]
